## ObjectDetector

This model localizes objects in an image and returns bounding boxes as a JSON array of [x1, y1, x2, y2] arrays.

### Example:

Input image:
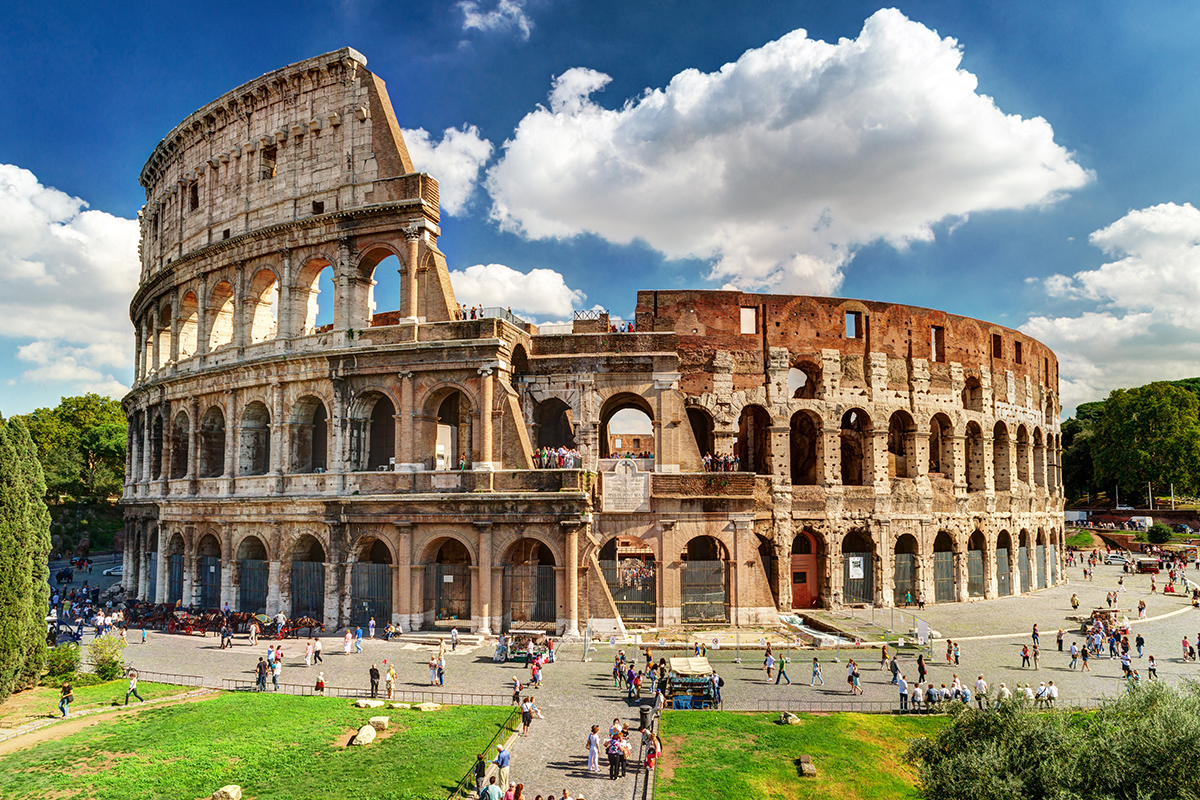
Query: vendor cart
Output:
[[665, 656, 718, 709]]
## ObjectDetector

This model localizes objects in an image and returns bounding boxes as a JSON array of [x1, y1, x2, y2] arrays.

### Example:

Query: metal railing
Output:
[[446, 706, 520, 798], [221, 678, 507, 706]]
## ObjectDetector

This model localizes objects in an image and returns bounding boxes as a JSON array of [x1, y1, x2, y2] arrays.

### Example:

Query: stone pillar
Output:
[[566, 523, 580, 636], [477, 367, 495, 470], [476, 522, 492, 635], [265, 560, 281, 617], [396, 523, 412, 631], [403, 226, 420, 321]]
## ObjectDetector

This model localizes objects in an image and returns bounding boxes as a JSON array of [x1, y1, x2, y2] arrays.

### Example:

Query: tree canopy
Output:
[[18, 394, 126, 500]]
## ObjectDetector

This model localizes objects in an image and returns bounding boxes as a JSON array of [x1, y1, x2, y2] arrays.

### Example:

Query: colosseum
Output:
[[121, 48, 1066, 637]]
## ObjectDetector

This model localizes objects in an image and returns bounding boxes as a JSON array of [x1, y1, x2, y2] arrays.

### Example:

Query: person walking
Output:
[[775, 654, 791, 685], [59, 681, 72, 717], [586, 725, 601, 773], [369, 663, 380, 698], [125, 669, 145, 705], [811, 657, 824, 686]]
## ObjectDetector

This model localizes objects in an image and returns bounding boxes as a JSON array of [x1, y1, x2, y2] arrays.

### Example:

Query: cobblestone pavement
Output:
[[61, 559, 1200, 796]]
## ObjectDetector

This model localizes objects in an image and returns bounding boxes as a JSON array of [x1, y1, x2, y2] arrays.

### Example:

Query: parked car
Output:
[[102, 565, 123, 577], [1104, 554, 1130, 565]]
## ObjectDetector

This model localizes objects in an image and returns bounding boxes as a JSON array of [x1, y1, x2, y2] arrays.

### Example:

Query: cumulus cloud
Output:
[[0, 164, 138, 398], [402, 125, 494, 216], [448, 262, 584, 319], [458, 0, 534, 40], [486, 8, 1091, 294], [1023, 202, 1200, 412]]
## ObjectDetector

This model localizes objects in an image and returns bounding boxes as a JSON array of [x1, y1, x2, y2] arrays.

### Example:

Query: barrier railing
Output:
[[446, 706, 520, 798]]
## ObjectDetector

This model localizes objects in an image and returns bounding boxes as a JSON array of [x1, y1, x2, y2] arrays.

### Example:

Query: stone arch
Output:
[[291, 395, 329, 473], [599, 392, 654, 459], [295, 256, 335, 335], [887, 410, 917, 479], [207, 280, 235, 351], [534, 397, 576, 449], [199, 405, 226, 478], [928, 413, 953, 478], [170, 410, 189, 479], [238, 400, 271, 476], [965, 421, 985, 492], [246, 267, 279, 344], [839, 408, 871, 486], [348, 389, 398, 471], [177, 291, 199, 359], [736, 404, 772, 474], [992, 421, 1011, 491], [790, 409, 821, 485]]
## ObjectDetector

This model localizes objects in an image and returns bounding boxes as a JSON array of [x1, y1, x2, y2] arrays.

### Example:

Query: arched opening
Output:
[[238, 401, 271, 476], [789, 362, 820, 399], [207, 281, 235, 351], [996, 530, 1012, 596], [350, 538, 393, 629], [431, 390, 471, 470], [967, 530, 986, 598], [965, 422, 985, 492], [600, 394, 654, 459], [1016, 425, 1030, 485], [887, 410, 916, 479], [196, 533, 222, 610], [178, 292, 198, 359], [791, 529, 821, 608], [933, 531, 956, 603], [199, 406, 226, 478], [534, 398, 576, 450], [291, 396, 329, 473], [992, 421, 1011, 491], [962, 376, 983, 411], [893, 534, 918, 605], [840, 409, 871, 486], [290, 535, 326, 621], [166, 532, 184, 604], [423, 538, 472, 629], [1018, 530, 1031, 593], [502, 538, 557, 630], [790, 410, 820, 486], [150, 411, 164, 480], [237, 535, 269, 614], [1035, 529, 1047, 589], [736, 405, 772, 474], [350, 392, 396, 471], [928, 414, 953, 478], [155, 304, 172, 367], [680, 536, 729, 622], [841, 530, 874, 605], [297, 259, 336, 335], [1033, 429, 1046, 489], [170, 411, 189, 479], [598, 536, 656, 625], [246, 268, 279, 344], [687, 407, 715, 463]]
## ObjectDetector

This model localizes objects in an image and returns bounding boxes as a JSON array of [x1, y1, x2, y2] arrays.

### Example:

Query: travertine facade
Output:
[[122, 49, 1065, 635]]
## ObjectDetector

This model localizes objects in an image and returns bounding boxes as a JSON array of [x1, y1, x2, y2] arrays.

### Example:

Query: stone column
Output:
[[566, 523, 580, 636], [403, 226, 420, 321], [476, 522, 493, 635], [477, 367, 495, 470]]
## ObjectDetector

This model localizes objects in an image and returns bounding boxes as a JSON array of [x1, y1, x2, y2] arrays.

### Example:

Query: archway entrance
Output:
[[599, 537, 656, 624], [196, 533, 221, 610], [967, 531, 985, 598], [933, 532, 956, 603], [290, 536, 326, 621], [237, 535, 268, 614], [791, 530, 820, 608], [680, 536, 729, 623], [996, 531, 1012, 596], [423, 539, 472, 628], [351, 539, 393, 628], [893, 534, 918, 605], [841, 530, 874, 604], [502, 539, 556, 630]]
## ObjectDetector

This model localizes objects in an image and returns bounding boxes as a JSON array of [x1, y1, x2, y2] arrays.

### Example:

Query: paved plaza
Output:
[[50, 555, 1200, 798]]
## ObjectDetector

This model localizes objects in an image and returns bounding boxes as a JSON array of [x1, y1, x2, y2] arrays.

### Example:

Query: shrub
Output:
[[45, 643, 81, 677], [86, 633, 126, 681]]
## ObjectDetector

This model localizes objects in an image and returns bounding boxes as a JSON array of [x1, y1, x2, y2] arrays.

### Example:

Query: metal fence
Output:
[[446, 706, 520, 798]]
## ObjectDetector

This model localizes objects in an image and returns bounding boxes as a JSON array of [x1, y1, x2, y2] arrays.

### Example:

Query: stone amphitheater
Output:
[[121, 48, 1066, 636]]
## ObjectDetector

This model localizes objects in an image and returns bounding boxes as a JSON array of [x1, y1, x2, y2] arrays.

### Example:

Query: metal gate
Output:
[[239, 559, 268, 614], [600, 560, 656, 625], [1036, 545, 1047, 588], [423, 564, 471, 626], [291, 561, 325, 620], [146, 553, 157, 602], [681, 560, 728, 622], [1018, 546, 1030, 593], [842, 551, 873, 605], [893, 553, 917, 605], [503, 565, 556, 629], [350, 562, 393, 628], [996, 548, 1011, 596], [933, 551, 955, 603], [1049, 544, 1058, 584], [168, 554, 184, 604], [967, 549, 984, 597], [199, 555, 220, 610]]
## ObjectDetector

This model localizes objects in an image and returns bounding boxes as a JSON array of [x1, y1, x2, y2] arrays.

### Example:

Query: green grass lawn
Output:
[[0, 680, 195, 725], [655, 711, 948, 800], [0, 692, 512, 800]]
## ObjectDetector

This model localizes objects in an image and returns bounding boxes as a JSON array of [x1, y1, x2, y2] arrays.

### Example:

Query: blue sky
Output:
[[2, 0, 1200, 416]]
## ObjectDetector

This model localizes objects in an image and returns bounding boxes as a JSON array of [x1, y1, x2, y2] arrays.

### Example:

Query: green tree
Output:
[[19, 393, 126, 500], [1148, 522, 1173, 544], [1091, 382, 1200, 500]]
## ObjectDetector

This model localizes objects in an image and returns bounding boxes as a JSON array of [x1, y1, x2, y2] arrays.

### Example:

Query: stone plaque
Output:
[[602, 459, 650, 513]]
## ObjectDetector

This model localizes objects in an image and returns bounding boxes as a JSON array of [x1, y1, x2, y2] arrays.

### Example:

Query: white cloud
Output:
[[402, 125, 494, 216], [1023, 202, 1200, 412], [458, 0, 533, 40], [0, 164, 138, 399], [448, 262, 584, 319], [486, 8, 1091, 294]]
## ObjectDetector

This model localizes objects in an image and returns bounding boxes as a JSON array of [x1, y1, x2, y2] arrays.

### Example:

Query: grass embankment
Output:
[[655, 711, 947, 800], [0, 692, 511, 800], [0, 680, 194, 725]]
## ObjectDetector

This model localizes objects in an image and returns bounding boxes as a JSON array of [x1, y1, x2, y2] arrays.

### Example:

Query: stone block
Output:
[[369, 716, 389, 730], [212, 787, 242, 800], [351, 724, 376, 745]]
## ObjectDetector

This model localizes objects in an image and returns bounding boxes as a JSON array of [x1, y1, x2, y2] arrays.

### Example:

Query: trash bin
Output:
[[639, 704, 653, 729]]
